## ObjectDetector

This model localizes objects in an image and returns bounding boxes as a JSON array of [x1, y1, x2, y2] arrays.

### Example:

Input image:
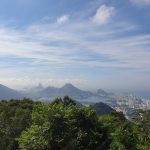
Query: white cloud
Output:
[[130, 0, 150, 6], [0, 20, 149, 70], [57, 15, 69, 24], [93, 4, 116, 25], [0, 9, 150, 91]]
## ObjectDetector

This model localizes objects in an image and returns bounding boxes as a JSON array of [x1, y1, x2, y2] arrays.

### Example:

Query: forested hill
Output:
[[0, 97, 150, 150], [91, 102, 115, 115]]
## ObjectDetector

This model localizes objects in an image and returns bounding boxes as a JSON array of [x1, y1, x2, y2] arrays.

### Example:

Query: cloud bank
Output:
[[0, 2, 150, 92]]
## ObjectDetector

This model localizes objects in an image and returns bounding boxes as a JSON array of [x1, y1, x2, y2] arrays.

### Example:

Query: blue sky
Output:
[[0, 0, 150, 96]]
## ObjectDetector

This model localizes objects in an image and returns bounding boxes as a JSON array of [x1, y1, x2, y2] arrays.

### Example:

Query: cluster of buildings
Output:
[[111, 94, 150, 117]]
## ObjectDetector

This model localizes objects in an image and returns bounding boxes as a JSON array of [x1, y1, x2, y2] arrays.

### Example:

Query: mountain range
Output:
[[23, 83, 95, 101], [0, 83, 149, 118], [0, 84, 23, 100]]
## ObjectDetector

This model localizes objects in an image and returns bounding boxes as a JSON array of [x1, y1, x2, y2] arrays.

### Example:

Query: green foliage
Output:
[[90, 102, 115, 116], [0, 98, 35, 150], [18, 98, 109, 150], [132, 109, 150, 149], [0, 97, 150, 150], [99, 111, 150, 150], [18, 125, 48, 150]]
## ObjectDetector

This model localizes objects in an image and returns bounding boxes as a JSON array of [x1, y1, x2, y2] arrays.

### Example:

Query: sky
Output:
[[0, 0, 150, 97]]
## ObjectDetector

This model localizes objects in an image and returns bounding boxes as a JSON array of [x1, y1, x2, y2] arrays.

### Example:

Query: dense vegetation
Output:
[[0, 97, 150, 150], [0, 99, 36, 149], [91, 102, 115, 116]]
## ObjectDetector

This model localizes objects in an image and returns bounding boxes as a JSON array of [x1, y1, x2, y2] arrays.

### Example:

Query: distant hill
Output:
[[0, 83, 149, 118], [0, 84, 23, 100], [25, 83, 94, 101], [91, 102, 115, 116], [97, 89, 109, 96]]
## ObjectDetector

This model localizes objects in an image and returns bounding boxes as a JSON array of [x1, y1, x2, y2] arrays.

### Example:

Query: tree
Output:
[[18, 97, 109, 150], [99, 112, 139, 150], [0, 99, 35, 150], [132, 109, 150, 149]]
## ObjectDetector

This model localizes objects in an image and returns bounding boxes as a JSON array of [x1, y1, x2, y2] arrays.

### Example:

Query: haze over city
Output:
[[0, 0, 150, 97]]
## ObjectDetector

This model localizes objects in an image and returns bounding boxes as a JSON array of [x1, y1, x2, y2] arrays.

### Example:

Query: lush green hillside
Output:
[[0, 99, 36, 149], [0, 97, 150, 150], [91, 102, 115, 116]]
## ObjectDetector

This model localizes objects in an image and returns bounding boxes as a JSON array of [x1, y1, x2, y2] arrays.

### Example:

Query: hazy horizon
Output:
[[0, 0, 150, 98], [0, 82, 150, 99]]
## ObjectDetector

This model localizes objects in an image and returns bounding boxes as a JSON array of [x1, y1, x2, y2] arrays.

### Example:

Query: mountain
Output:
[[22, 83, 108, 102], [97, 89, 109, 96], [91, 102, 115, 116], [24, 84, 149, 112], [0, 84, 23, 100], [59, 83, 93, 99], [0, 83, 149, 118], [31, 83, 94, 101]]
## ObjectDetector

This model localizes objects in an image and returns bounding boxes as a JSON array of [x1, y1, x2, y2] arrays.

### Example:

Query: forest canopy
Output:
[[0, 97, 150, 150]]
